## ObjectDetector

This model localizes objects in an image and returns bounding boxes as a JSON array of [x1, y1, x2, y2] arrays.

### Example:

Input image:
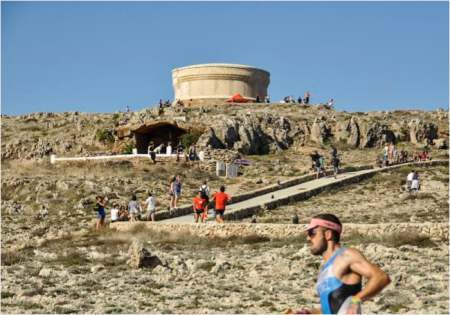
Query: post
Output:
[[132, 148, 138, 155], [50, 154, 56, 164]]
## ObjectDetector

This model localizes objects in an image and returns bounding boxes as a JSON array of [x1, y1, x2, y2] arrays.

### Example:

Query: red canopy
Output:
[[226, 93, 250, 103]]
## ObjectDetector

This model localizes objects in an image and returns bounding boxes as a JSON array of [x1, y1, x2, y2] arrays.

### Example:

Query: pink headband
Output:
[[306, 218, 342, 234]]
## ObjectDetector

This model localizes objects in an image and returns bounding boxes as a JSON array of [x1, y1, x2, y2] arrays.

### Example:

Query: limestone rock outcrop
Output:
[[127, 239, 163, 269], [408, 120, 438, 145]]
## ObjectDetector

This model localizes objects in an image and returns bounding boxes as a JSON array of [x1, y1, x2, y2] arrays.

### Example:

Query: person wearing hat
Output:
[[287, 214, 390, 314]]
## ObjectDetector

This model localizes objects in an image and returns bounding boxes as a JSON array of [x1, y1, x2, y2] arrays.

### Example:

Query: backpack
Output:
[[200, 185, 209, 199]]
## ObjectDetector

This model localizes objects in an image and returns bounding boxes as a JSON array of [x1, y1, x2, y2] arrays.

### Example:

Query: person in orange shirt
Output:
[[192, 190, 207, 223], [211, 186, 231, 223]]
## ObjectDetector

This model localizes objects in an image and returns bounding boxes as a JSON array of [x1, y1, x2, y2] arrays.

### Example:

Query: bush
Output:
[[121, 143, 134, 154], [95, 129, 115, 143], [180, 130, 203, 149]]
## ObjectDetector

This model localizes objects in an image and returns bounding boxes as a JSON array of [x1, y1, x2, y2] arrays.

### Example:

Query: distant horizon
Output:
[[2, 2, 448, 115]]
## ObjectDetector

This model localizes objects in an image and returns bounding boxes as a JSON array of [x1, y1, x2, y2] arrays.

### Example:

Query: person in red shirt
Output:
[[211, 186, 231, 223], [192, 190, 207, 223]]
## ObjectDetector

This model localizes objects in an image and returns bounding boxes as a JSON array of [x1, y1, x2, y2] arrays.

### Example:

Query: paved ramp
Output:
[[160, 160, 447, 224], [162, 169, 375, 223]]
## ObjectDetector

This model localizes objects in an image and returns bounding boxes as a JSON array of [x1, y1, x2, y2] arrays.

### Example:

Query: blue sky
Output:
[[2, 1, 448, 115]]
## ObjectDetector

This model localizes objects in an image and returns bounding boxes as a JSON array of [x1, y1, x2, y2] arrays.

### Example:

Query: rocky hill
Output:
[[1, 103, 448, 160]]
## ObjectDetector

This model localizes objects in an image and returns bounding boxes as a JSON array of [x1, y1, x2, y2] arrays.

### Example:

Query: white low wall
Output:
[[50, 153, 179, 164]]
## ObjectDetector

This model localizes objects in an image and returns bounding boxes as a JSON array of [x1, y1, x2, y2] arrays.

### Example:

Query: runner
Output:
[[211, 185, 231, 223], [192, 190, 207, 223], [287, 214, 390, 314]]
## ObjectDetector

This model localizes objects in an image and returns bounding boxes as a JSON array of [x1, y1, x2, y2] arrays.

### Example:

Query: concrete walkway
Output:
[[161, 160, 447, 224]]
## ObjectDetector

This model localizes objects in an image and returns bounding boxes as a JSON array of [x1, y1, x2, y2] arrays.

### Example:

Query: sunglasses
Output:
[[307, 227, 319, 237]]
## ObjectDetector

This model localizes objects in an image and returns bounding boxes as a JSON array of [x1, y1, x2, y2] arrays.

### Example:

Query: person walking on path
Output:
[[95, 195, 107, 230], [304, 91, 310, 105], [193, 190, 207, 223], [331, 155, 340, 179], [143, 192, 157, 221], [211, 185, 231, 223], [286, 214, 390, 314], [169, 175, 182, 214], [199, 180, 211, 220]]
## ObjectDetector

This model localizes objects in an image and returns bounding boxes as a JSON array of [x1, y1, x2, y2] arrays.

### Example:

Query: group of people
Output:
[[310, 146, 340, 179], [94, 192, 158, 229], [192, 183, 231, 223], [147, 142, 200, 164], [379, 143, 431, 167]]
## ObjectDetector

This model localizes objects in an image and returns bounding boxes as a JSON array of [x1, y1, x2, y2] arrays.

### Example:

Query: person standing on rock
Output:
[[211, 185, 231, 223], [95, 195, 107, 230], [143, 192, 157, 221], [287, 214, 390, 314], [128, 194, 141, 222], [193, 190, 207, 223]]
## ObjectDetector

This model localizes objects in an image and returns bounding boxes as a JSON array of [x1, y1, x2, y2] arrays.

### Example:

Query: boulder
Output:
[[359, 121, 395, 148], [310, 118, 331, 145], [127, 239, 162, 269], [433, 138, 447, 149], [408, 120, 438, 145]]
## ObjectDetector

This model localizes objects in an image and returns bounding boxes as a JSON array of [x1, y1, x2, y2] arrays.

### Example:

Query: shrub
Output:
[[95, 129, 115, 143], [121, 143, 134, 154], [180, 130, 203, 149]]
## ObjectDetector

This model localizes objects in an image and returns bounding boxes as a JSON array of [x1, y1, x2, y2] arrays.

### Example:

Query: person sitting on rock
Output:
[[118, 204, 129, 221], [110, 202, 120, 223]]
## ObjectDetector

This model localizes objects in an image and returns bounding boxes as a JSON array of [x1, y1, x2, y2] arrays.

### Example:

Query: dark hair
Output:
[[220, 185, 225, 192], [131, 194, 137, 201], [171, 176, 176, 183], [313, 213, 342, 243], [148, 192, 152, 196]]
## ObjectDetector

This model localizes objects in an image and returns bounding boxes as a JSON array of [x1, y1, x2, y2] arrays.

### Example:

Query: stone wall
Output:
[[111, 222, 448, 242]]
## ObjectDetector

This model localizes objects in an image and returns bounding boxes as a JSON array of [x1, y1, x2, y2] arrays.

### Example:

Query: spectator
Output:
[[166, 142, 172, 155], [169, 175, 182, 211], [310, 151, 322, 179], [411, 175, 420, 193], [126, 105, 131, 113], [331, 155, 340, 179], [199, 180, 211, 217], [189, 145, 198, 162], [265, 95, 271, 103], [110, 202, 119, 223], [319, 155, 325, 174], [95, 195, 107, 230], [193, 190, 207, 223], [148, 142, 156, 164], [128, 194, 141, 222], [143, 192, 157, 221], [118, 204, 129, 221], [330, 146, 338, 159], [327, 98, 335, 107], [159, 99, 163, 108], [406, 170, 415, 191], [304, 91, 310, 104], [256, 95, 261, 103], [176, 143, 184, 162], [297, 96, 302, 104], [212, 185, 231, 223]]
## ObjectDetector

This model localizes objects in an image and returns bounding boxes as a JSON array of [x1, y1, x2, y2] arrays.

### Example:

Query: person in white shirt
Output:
[[110, 203, 119, 223], [144, 192, 157, 221], [406, 170, 415, 191], [166, 142, 172, 155]]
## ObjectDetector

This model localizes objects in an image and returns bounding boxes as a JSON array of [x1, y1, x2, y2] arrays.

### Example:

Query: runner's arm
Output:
[[346, 248, 391, 301]]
